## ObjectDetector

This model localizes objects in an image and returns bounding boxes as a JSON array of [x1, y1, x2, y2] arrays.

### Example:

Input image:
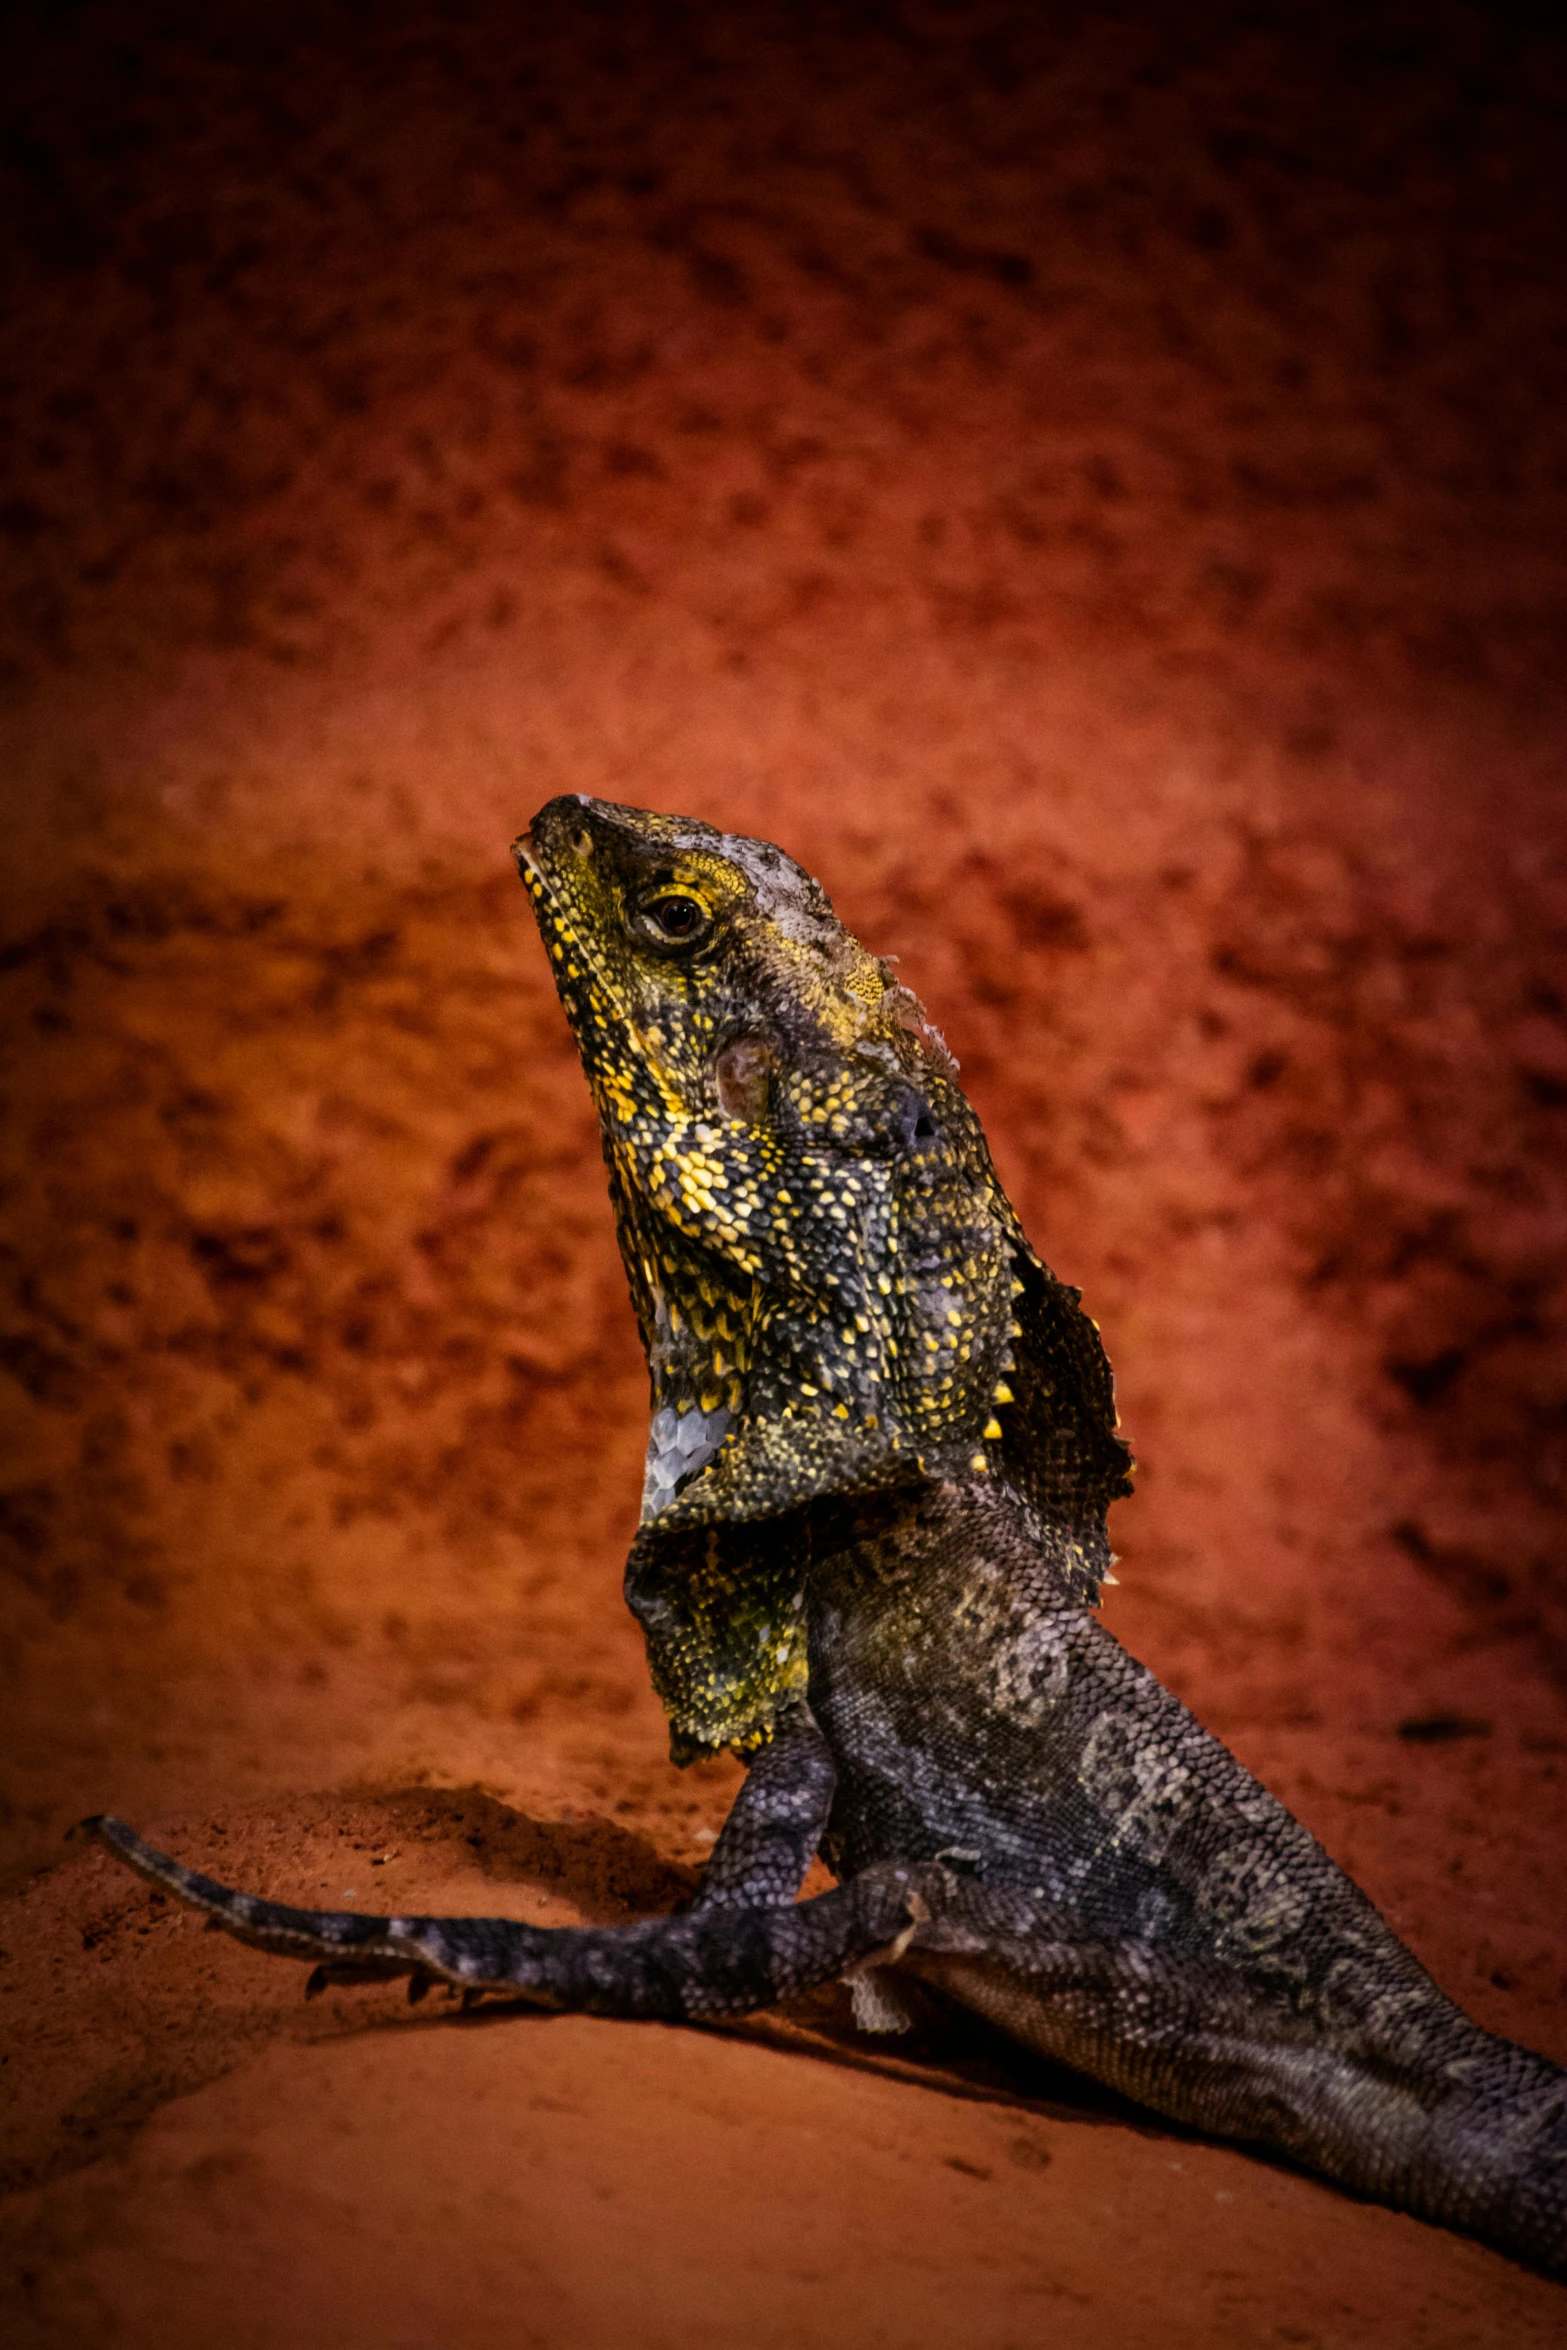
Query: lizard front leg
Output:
[[690, 1703, 836, 1912], [77, 1811, 933, 2023], [685, 1704, 922, 2032], [683, 1703, 932, 2037]]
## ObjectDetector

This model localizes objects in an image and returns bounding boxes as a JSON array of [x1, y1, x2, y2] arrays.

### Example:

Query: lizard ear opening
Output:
[[713, 1036, 774, 1124]]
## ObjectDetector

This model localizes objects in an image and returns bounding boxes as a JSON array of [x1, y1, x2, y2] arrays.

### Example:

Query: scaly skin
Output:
[[83, 796, 1566, 2276]]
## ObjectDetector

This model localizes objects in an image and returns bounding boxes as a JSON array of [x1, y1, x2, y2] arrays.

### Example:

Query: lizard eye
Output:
[[637, 892, 711, 949]]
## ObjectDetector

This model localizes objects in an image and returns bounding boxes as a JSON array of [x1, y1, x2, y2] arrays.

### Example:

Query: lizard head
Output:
[[515, 795, 1128, 1572]]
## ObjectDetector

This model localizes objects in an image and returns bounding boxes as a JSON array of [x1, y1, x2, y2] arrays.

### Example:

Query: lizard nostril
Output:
[[570, 826, 594, 858]]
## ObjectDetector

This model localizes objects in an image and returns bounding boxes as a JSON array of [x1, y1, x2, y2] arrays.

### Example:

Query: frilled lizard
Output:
[[84, 796, 1566, 2275]]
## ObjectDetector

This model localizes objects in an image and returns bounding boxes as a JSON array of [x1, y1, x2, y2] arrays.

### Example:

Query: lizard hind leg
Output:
[[78, 1815, 532, 2001], [901, 1882, 1567, 2279], [76, 1813, 950, 2024]]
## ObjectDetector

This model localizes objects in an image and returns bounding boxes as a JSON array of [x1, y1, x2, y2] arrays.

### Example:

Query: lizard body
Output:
[[85, 796, 1566, 2276]]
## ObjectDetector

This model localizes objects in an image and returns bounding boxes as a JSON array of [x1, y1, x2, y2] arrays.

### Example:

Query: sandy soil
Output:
[[2, 5, 1565, 2343]]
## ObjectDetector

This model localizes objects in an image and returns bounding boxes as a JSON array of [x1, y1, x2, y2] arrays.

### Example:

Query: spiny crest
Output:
[[515, 795, 1130, 1585]]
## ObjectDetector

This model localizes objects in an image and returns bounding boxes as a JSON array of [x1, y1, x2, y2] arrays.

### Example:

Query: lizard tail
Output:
[[76, 1814, 939, 2021]]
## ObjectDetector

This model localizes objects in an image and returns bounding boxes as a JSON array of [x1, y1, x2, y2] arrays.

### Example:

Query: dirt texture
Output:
[[2, 5, 1565, 2344]]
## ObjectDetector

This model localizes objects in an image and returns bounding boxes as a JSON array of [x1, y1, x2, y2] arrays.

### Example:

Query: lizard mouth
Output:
[[511, 819, 652, 1064]]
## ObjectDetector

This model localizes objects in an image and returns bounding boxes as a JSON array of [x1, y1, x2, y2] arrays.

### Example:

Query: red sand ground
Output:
[[2, 7, 1565, 2343]]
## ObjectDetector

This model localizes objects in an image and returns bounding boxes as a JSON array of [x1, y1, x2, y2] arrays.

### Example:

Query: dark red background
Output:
[[2, 6, 1564, 2343]]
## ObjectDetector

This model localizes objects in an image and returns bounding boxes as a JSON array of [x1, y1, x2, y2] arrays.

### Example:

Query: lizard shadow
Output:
[[437, 1981, 1181, 2140], [422, 1982, 1433, 2224], [372, 1783, 699, 1922]]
